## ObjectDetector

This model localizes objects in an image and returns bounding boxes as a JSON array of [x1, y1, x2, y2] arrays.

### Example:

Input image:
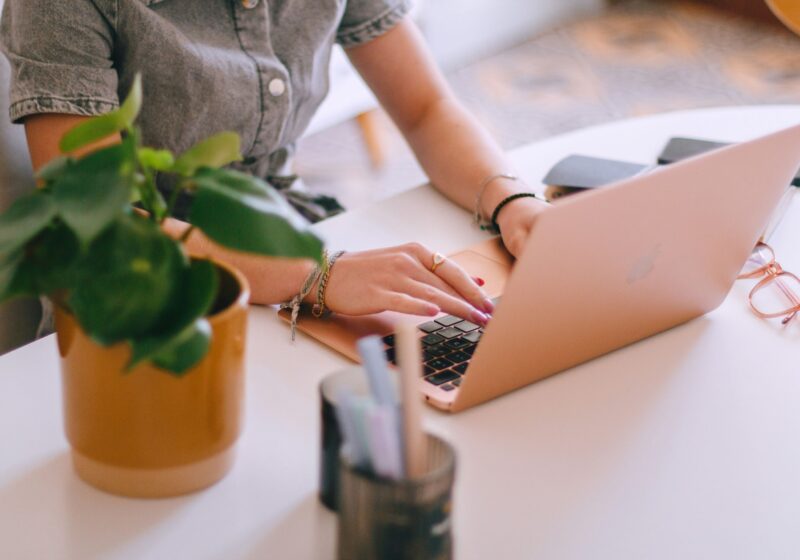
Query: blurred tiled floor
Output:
[[295, 0, 800, 210]]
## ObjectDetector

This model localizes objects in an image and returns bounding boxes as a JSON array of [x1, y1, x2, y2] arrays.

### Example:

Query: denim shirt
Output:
[[0, 0, 411, 219]]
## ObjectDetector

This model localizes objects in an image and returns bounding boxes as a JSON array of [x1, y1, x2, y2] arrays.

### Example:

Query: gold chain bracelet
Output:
[[312, 250, 346, 318]]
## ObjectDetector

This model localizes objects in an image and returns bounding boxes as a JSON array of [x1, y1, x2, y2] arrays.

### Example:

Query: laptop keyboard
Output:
[[382, 313, 487, 392]]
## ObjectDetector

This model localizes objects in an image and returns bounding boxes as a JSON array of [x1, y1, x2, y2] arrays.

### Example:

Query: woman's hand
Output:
[[320, 243, 494, 325], [495, 196, 551, 258]]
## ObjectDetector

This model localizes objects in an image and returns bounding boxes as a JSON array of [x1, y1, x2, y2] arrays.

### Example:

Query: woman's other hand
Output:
[[321, 243, 494, 325], [495, 196, 551, 258]]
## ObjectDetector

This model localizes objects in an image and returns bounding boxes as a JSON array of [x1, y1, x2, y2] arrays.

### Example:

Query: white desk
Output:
[[2, 106, 799, 560]]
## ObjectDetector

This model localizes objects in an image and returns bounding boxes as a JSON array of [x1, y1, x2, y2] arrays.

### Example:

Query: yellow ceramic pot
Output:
[[768, 1, 800, 35], [55, 259, 249, 498]]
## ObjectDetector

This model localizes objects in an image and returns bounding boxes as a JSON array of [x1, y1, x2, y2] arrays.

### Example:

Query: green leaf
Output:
[[189, 168, 324, 262], [35, 156, 74, 183], [59, 73, 142, 153], [0, 191, 57, 256], [134, 318, 211, 376], [138, 147, 175, 172], [154, 319, 212, 375], [0, 251, 24, 303], [127, 259, 218, 371], [23, 222, 81, 296], [172, 131, 243, 176], [68, 213, 185, 345], [193, 166, 271, 197], [52, 140, 135, 245]]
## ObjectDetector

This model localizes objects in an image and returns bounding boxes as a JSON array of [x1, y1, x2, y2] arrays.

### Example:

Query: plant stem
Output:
[[142, 167, 160, 223], [164, 178, 186, 223]]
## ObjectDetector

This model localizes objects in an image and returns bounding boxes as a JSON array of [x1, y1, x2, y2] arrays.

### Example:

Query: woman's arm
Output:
[[23, 113, 317, 305], [22, 114, 491, 322], [346, 18, 549, 257]]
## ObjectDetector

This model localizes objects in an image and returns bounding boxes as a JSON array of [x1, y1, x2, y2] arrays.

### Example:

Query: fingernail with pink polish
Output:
[[483, 298, 495, 314], [471, 309, 489, 325]]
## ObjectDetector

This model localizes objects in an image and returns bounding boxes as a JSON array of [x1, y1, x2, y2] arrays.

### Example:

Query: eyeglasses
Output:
[[737, 242, 800, 325]]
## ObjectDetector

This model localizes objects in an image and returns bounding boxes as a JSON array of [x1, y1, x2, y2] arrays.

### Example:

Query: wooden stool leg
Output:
[[356, 110, 387, 169]]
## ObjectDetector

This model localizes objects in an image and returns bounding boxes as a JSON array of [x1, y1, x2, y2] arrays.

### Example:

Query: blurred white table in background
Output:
[[2, 106, 799, 560]]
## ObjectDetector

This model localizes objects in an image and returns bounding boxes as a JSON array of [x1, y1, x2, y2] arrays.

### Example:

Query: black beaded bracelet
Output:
[[489, 193, 544, 234]]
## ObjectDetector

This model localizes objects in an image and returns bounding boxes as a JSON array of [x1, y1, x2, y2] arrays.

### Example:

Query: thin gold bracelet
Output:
[[473, 173, 518, 230], [312, 250, 346, 318]]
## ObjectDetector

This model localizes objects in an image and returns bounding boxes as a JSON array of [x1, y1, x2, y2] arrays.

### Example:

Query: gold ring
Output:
[[431, 252, 447, 273]]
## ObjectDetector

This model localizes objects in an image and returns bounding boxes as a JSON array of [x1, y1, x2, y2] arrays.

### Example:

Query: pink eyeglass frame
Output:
[[737, 242, 800, 325]]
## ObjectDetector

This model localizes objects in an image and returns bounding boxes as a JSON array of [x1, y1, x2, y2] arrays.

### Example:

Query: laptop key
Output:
[[421, 333, 445, 346], [454, 320, 479, 332], [453, 363, 468, 375], [440, 383, 456, 392], [385, 348, 396, 364], [462, 331, 481, 344], [426, 357, 454, 371], [435, 315, 462, 327], [424, 365, 435, 376], [426, 344, 450, 357], [425, 369, 460, 386], [444, 338, 470, 350], [447, 351, 471, 363], [463, 345, 476, 356], [382, 334, 395, 347], [418, 321, 442, 333], [453, 378, 462, 387], [437, 327, 462, 339]]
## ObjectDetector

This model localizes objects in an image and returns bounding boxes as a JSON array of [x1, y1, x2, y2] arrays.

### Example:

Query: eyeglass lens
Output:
[[740, 244, 775, 276], [751, 273, 800, 317]]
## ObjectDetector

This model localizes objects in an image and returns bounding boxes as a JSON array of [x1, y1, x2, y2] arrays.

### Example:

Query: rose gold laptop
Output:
[[280, 124, 800, 412]]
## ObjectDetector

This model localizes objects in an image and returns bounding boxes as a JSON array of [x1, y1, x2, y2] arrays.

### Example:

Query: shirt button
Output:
[[241, 0, 258, 8], [268, 78, 286, 97]]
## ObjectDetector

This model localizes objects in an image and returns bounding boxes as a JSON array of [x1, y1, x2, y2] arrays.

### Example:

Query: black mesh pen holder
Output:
[[337, 433, 456, 560]]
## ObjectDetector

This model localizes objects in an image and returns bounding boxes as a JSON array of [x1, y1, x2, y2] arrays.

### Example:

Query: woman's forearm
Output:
[[402, 97, 527, 221], [162, 217, 316, 305], [346, 19, 540, 225]]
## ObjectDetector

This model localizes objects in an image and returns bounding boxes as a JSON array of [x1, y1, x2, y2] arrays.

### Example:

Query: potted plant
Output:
[[0, 76, 324, 497]]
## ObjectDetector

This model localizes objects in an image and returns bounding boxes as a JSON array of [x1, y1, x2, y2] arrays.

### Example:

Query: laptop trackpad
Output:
[[448, 244, 512, 300]]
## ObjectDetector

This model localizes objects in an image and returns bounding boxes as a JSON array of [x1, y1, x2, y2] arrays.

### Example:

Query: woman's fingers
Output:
[[402, 243, 493, 315], [403, 280, 490, 326], [384, 291, 440, 317], [433, 259, 494, 314]]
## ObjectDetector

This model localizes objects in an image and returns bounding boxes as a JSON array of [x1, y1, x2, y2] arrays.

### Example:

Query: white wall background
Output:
[[420, 0, 606, 69], [308, 0, 605, 135]]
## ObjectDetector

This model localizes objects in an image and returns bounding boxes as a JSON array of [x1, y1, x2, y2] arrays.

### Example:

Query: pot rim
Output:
[[53, 256, 251, 325], [193, 255, 251, 325]]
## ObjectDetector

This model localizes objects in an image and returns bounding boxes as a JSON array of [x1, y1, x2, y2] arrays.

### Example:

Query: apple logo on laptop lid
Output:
[[627, 243, 662, 285]]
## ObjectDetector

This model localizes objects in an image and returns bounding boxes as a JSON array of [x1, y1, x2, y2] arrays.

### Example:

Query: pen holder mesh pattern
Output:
[[337, 433, 456, 560]]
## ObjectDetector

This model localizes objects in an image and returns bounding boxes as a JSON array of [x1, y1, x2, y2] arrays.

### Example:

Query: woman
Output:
[[0, 0, 550, 326]]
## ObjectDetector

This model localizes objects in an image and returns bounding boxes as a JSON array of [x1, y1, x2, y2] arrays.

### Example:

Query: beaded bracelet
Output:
[[489, 192, 548, 234], [312, 250, 346, 318]]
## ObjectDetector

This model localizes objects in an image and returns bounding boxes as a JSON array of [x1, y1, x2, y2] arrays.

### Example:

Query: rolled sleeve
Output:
[[0, 0, 118, 123], [336, 0, 413, 48]]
